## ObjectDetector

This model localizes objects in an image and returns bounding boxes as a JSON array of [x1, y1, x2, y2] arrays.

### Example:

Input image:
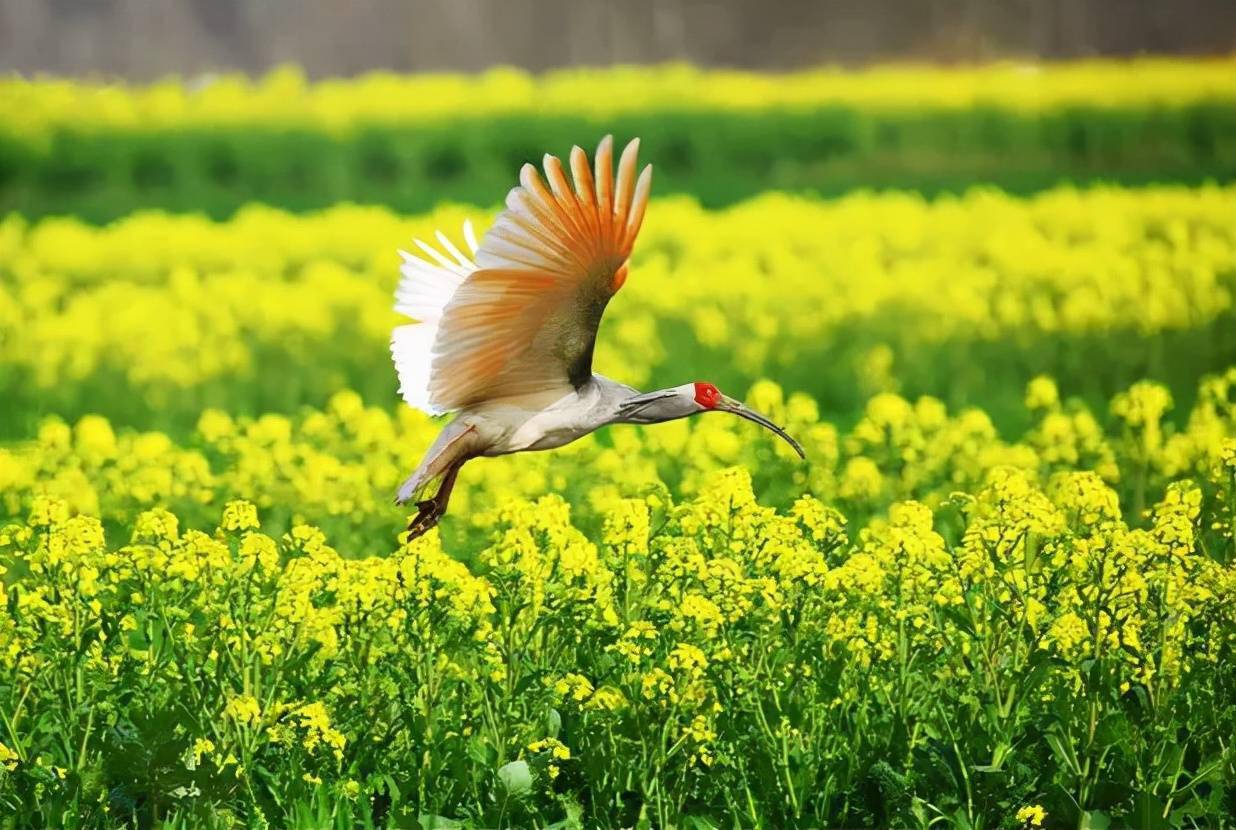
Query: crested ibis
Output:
[[392, 136, 804, 539]]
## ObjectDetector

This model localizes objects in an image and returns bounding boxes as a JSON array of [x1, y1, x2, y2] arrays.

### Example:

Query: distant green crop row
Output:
[[2, 105, 1234, 222], [1, 60, 1234, 221]]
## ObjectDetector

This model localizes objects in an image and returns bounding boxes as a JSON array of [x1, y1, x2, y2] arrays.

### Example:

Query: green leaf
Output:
[[1155, 745, 1184, 782], [512, 672, 541, 697], [380, 773, 403, 807], [681, 817, 720, 830], [1130, 793, 1169, 830], [939, 604, 976, 637], [546, 707, 562, 739], [1080, 810, 1112, 830], [418, 815, 465, 830], [1092, 713, 1131, 751], [1019, 654, 1053, 697], [496, 760, 532, 796], [1129, 685, 1152, 715], [467, 739, 496, 767], [1023, 532, 1043, 571], [151, 619, 165, 652], [1045, 729, 1082, 777]]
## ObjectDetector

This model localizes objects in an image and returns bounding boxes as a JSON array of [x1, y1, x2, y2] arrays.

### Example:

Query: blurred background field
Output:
[[2, 3, 1236, 829], [3, 61, 1236, 221], [3, 185, 1236, 439]]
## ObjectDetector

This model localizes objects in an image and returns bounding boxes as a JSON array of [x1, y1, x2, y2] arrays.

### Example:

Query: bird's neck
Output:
[[585, 375, 645, 424], [606, 380, 696, 425]]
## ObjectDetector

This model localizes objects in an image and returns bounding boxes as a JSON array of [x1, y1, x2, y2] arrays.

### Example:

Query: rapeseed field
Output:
[[1, 63, 1235, 829]]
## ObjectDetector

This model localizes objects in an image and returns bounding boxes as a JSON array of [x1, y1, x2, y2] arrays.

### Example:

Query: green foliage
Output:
[[3, 103, 1235, 222], [1, 459, 1235, 828]]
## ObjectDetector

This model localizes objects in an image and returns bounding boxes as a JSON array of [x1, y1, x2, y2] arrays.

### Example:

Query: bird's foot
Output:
[[405, 498, 444, 541]]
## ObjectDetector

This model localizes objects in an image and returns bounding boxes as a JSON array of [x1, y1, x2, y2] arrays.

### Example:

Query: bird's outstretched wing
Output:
[[391, 220, 481, 415], [392, 136, 652, 415]]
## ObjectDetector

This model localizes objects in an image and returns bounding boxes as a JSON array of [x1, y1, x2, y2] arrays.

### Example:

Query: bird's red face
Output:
[[693, 381, 722, 409]]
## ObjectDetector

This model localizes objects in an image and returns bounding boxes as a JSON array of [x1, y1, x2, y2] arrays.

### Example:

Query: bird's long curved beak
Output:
[[716, 396, 806, 459]]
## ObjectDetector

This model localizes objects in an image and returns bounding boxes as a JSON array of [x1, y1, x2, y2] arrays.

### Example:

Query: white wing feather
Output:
[[390, 220, 479, 415]]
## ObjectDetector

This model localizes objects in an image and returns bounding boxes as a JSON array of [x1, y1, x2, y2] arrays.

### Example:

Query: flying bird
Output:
[[391, 136, 804, 539]]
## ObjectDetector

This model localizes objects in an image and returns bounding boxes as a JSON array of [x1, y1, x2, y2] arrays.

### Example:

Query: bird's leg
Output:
[[406, 458, 466, 540], [398, 421, 479, 540]]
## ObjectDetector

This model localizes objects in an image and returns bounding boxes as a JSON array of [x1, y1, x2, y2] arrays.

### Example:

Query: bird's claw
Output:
[[405, 498, 443, 540]]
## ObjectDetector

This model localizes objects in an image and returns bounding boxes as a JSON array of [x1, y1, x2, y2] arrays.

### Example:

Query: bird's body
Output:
[[391, 136, 802, 538], [478, 375, 637, 454]]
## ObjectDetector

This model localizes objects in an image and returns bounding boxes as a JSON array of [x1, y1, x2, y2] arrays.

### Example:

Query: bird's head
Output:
[[618, 381, 805, 458]]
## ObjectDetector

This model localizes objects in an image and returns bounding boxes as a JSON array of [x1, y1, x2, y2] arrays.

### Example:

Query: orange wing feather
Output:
[[426, 136, 653, 411]]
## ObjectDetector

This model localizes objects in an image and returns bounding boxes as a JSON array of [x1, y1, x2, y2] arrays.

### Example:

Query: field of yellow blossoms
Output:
[[2, 62, 1236, 829]]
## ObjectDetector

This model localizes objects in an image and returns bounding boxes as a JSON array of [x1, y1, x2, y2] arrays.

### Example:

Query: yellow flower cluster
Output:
[[1017, 804, 1048, 827], [6, 368, 1236, 561], [4, 59, 1233, 140], [2, 426, 1233, 824], [3, 185, 1233, 424]]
